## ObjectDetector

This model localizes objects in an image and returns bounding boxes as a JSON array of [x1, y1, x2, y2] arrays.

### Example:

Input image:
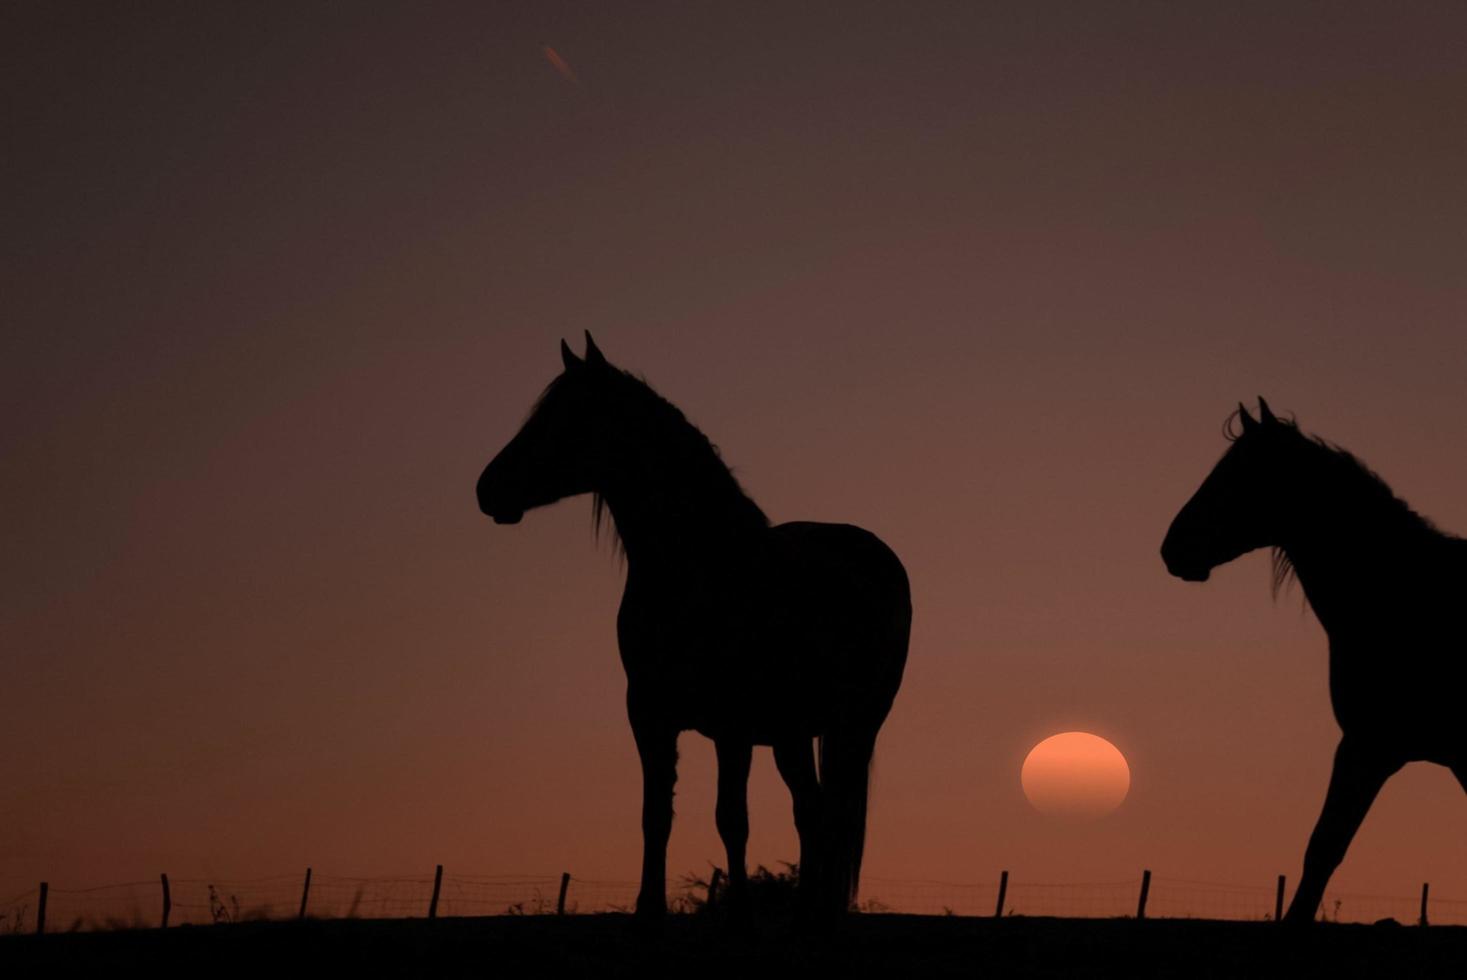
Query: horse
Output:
[[476, 333, 911, 920], [1161, 398, 1467, 923]]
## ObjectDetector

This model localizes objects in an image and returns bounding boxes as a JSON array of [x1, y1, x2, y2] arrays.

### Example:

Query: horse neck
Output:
[[596, 442, 766, 565], [1277, 472, 1427, 634]]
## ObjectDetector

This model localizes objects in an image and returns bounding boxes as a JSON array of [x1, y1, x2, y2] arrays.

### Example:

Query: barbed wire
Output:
[[3, 888, 38, 907], [48, 881, 159, 894]]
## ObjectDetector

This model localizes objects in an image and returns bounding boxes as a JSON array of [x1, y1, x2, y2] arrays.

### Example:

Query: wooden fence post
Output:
[[1136, 870, 1151, 920], [160, 873, 171, 929], [1275, 875, 1285, 922], [36, 882, 47, 936], [556, 872, 571, 915], [1420, 882, 1430, 927], [707, 868, 723, 907], [428, 865, 443, 919], [994, 870, 1009, 918], [299, 868, 312, 921]]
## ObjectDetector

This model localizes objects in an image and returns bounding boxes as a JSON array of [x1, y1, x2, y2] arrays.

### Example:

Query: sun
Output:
[[1021, 731, 1131, 818]]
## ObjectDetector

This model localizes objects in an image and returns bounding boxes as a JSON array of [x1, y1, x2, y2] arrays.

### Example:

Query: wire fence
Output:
[[3, 868, 1464, 933]]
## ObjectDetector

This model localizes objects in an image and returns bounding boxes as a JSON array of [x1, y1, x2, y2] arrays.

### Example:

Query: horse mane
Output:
[[587, 368, 770, 555], [1224, 408, 1448, 597]]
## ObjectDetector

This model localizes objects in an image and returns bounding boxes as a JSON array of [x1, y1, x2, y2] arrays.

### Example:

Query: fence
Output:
[[4, 868, 1465, 934]]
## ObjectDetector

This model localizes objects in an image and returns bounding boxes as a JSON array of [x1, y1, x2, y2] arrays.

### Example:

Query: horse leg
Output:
[[1284, 736, 1401, 924], [817, 726, 877, 918], [774, 737, 821, 918], [714, 739, 753, 916], [631, 721, 678, 920]]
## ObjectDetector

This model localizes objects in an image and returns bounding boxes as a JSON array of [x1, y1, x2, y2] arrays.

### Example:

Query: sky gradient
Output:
[[5, 2, 1467, 915]]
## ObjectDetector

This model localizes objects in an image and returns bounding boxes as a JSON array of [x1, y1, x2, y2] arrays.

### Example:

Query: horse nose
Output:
[[1161, 541, 1209, 582], [1160, 533, 1197, 581], [476, 472, 493, 515], [477, 470, 525, 524], [476, 470, 503, 518]]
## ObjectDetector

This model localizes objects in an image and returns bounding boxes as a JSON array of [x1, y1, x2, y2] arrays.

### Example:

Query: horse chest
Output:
[[617, 585, 733, 689]]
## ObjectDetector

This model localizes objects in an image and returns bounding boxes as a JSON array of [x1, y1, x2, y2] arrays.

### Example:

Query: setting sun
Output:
[[1021, 732, 1131, 818]]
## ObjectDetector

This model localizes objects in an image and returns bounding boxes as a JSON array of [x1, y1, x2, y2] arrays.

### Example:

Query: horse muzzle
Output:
[[476, 483, 525, 524], [1161, 548, 1211, 582]]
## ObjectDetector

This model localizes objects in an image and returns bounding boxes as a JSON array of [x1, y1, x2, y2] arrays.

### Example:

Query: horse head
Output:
[[477, 332, 616, 524], [1161, 398, 1298, 582]]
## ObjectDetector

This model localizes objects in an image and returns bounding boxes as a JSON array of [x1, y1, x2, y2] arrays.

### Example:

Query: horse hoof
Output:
[[634, 897, 666, 926], [1280, 910, 1316, 929]]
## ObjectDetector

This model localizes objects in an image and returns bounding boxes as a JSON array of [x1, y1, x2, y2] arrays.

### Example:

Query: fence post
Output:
[[707, 868, 723, 908], [1136, 869, 1151, 920], [1275, 875, 1285, 922], [428, 865, 443, 919], [36, 882, 47, 936], [994, 870, 1009, 918], [557, 872, 571, 915], [160, 873, 171, 929], [1420, 882, 1429, 927], [299, 868, 312, 921]]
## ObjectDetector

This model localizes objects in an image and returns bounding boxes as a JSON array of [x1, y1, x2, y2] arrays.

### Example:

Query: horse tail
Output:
[[817, 726, 878, 913]]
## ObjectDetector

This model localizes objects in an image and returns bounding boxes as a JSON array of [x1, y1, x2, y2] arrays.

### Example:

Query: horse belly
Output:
[[1328, 634, 1467, 759], [618, 521, 911, 742], [717, 586, 908, 739]]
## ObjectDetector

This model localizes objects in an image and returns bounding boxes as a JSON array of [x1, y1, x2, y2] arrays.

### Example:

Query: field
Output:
[[5, 913, 1465, 978]]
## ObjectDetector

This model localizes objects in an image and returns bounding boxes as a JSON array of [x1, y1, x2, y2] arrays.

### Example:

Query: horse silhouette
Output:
[[477, 334, 911, 920], [1161, 399, 1467, 923]]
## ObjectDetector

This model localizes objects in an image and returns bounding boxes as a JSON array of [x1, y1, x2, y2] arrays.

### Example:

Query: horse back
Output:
[[765, 520, 912, 641]]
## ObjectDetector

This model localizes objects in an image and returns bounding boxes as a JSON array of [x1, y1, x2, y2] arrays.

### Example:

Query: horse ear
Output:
[[584, 330, 607, 368], [1257, 397, 1277, 424], [561, 338, 582, 370], [1238, 402, 1258, 432]]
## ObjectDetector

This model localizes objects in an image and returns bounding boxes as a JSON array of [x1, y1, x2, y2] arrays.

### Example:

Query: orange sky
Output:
[[4, 3, 1467, 918]]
